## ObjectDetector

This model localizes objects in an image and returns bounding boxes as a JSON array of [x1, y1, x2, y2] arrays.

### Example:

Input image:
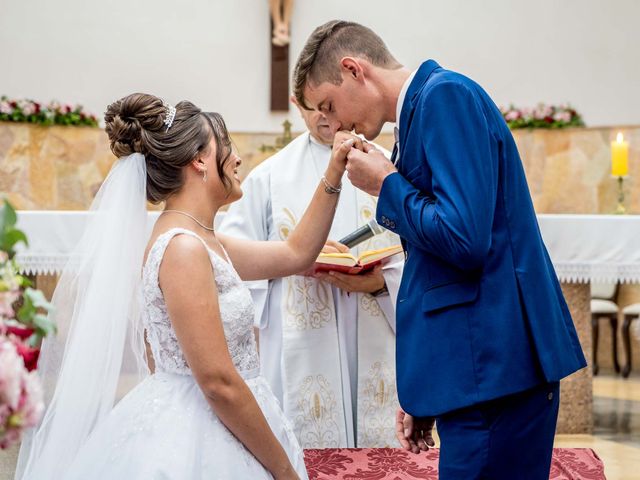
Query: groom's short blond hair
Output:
[[293, 20, 401, 110]]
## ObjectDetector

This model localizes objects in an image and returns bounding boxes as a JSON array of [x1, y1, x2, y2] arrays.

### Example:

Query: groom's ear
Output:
[[340, 57, 365, 82]]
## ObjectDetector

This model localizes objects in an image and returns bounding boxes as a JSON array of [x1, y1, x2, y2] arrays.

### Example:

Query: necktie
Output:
[[391, 126, 400, 165]]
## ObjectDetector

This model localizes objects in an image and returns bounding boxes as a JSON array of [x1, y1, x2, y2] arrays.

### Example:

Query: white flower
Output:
[[0, 101, 12, 115], [17, 100, 35, 116]]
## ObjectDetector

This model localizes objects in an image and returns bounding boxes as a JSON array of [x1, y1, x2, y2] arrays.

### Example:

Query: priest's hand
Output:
[[315, 264, 385, 294], [321, 239, 350, 254], [346, 143, 397, 196], [396, 408, 436, 454]]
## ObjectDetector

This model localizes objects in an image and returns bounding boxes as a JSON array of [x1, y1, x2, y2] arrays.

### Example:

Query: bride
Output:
[[15, 93, 359, 479]]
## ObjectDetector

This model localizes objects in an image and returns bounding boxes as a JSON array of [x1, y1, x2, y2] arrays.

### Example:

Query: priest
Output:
[[219, 97, 402, 448]]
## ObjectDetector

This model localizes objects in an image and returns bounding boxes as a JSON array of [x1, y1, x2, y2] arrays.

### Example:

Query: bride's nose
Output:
[[235, 154, 242, 167]]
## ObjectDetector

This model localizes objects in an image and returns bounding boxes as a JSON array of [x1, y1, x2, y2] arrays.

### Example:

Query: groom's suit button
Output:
[[548, 392, 554, 400]]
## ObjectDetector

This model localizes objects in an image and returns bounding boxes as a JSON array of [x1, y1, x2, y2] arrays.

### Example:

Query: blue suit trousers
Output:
[[436, 382, 560, 479]]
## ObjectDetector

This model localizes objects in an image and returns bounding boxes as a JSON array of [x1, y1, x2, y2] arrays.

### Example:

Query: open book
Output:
[[313, 244, 404, 275]]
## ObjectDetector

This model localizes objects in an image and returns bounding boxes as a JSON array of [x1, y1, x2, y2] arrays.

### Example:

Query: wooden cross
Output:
[[270, 27, 289, 111], [269, 0, 293, 111]]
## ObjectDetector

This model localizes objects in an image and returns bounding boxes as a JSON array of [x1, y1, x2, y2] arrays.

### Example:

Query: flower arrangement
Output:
[[500, 103, 585, 129], [0, 200, 55, 449], [0, 96, 98, 127]]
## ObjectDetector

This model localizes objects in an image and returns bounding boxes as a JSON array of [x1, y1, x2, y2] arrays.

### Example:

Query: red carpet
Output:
[[303, 448, 605, 479]]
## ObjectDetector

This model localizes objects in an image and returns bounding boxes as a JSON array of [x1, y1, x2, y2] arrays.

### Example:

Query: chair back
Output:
[[591, 282, 617, 300]]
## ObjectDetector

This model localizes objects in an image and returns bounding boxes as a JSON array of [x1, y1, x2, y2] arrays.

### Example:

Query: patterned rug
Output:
[[303, 448, 606, 480]]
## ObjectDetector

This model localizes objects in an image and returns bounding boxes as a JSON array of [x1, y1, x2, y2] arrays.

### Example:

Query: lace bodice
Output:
[[142, 228, 259, 376]]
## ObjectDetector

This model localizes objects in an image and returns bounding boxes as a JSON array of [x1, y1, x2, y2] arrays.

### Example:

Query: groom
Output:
[[293, 20, 587, 479]]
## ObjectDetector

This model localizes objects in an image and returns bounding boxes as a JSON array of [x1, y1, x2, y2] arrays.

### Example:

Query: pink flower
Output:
[[5, 324, 34, 341], [13, 341, 40, 372], [554, 111, 572, 123], [0, 339, 44, 450], [18, 371, 44, 426], [534, 104, 553, 120], [505, 110, 520, 121], [0, 251, 8, 262], [0, 101, 12, 114], [0, 341, 23, 409]]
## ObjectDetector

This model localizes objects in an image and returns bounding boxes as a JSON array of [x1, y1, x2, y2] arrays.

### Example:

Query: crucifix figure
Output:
[[269, 0, 293, 111]]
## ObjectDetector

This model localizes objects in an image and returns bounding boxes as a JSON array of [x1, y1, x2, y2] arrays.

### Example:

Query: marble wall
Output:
[[2, 123, 639, 214], [0, 123, 114, 210]]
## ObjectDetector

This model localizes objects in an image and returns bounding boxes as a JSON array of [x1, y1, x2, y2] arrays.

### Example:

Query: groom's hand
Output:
[[346, 143, 397, 196], [396, 408, 436, 454], [328, 131, 364, 175]]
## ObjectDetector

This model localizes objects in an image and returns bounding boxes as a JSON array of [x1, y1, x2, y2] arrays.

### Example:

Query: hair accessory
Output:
[[163, 102, 176, 131]]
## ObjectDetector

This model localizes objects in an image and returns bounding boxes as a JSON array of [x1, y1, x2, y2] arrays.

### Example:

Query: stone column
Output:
[[557, 282, 592, 433]]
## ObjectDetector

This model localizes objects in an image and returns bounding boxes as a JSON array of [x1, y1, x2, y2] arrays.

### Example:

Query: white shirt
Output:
[[394, 70, 417, 160]]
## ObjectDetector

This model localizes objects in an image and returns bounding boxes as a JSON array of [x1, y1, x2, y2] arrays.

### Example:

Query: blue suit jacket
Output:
[[376, 60, 587, 417]]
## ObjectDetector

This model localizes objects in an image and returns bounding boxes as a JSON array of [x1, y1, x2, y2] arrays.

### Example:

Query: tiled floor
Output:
[[555, 373, 640, 480]]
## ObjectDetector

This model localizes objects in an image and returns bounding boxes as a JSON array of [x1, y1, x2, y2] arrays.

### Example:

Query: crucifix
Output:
[[269, 0, 293, 111]]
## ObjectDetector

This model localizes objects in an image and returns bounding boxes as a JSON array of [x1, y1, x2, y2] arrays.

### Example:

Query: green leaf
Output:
[[0, 200, 18, 234], [24, 287, 53, 311], [26, 332, 40, 348], [17, 301, 35, 323], [2, 228, 28, 253], [33, 312, 56, 336]]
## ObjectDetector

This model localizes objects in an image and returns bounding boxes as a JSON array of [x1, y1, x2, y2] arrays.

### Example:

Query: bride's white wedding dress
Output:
[[62, 228, 308, 479]]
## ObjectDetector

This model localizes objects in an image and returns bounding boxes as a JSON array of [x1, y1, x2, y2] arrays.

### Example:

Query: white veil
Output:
[[15, 153, 151, 479]]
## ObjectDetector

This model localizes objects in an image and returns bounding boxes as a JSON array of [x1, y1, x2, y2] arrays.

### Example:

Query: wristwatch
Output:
[[370, 281, 389, 298]]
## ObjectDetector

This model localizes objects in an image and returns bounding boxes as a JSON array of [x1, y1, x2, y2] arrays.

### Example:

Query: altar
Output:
[[13, 211, 640, 434]]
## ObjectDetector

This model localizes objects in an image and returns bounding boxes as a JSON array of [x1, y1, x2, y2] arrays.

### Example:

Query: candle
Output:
[[611, 132, 629, 177]]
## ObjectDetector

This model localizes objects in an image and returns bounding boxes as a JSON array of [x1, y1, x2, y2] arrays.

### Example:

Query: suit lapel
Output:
[[397, 60, 441, 170]]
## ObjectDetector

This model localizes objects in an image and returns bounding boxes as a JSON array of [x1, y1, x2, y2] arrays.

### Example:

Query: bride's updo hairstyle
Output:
[[104, 93, 234, 203]]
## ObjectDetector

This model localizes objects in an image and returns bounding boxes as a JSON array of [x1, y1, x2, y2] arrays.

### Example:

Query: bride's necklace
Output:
[[163, 209, 215, 232]]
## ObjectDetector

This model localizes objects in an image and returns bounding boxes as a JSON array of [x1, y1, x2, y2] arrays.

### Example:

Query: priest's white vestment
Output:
[[219, 132, 402, 448]]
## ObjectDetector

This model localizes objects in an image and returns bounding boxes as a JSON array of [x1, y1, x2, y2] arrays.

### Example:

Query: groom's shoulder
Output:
[[425, 67, 476, 93], [417, 68, 485, 108]]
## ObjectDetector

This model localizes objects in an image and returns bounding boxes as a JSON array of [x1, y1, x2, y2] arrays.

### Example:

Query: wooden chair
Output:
[[621, 303, 640, 378], [590, 283, 620, 375]]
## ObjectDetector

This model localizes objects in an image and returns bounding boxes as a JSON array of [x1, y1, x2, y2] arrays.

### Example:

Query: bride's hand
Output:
[[326, 131, 363, 181]]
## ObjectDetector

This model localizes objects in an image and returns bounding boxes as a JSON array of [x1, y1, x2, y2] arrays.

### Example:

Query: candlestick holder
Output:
[[615, 176, 626, 214]]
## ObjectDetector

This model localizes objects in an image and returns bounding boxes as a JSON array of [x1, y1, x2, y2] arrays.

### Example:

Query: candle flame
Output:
[[617, 132, 624, 143]]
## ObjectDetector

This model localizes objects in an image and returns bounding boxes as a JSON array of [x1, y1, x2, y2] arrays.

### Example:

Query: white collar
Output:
[[396, 70, 417, 127], [308, 131, 331, 150]]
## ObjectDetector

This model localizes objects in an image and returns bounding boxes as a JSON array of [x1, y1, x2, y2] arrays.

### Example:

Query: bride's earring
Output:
[[202, 169, 208, 182]]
